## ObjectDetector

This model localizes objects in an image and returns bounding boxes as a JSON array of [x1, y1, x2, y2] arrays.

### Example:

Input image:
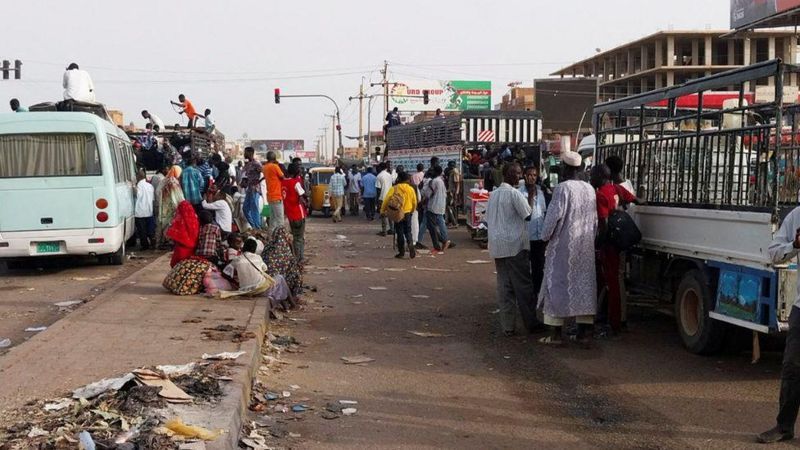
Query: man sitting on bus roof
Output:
[[9, 98, 27, 113], [62, 63, 95, 103]]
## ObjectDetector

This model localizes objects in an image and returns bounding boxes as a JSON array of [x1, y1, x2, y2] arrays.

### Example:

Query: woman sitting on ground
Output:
[[220, 238, 298, 313], [262, 227, 304, 296], [166, 201, 200, 267]]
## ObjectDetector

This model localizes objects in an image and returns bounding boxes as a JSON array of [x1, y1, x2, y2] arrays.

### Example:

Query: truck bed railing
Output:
[[594, 59, 800, 214]]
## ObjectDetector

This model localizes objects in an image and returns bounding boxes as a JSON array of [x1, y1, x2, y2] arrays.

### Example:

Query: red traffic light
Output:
[[274, 88, 281, 104], [335, 124, 341, 131]]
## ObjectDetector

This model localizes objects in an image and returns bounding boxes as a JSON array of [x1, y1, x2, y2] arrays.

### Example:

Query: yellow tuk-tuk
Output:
[[308, 167, 335, 217]]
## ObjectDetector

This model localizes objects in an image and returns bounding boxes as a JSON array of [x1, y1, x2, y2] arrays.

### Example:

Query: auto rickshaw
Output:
[[308, 167, 335, 217]]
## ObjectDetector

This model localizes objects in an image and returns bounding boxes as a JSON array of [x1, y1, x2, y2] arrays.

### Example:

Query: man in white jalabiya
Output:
[[539, 150, 597, 347]]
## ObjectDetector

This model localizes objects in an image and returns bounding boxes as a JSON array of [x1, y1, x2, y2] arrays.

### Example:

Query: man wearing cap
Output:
[[539, 150, 597, 347]]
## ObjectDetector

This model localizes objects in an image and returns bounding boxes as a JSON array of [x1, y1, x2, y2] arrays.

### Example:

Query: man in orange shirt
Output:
[[171, 94, 200, 128], [262, 151, 285, 232]]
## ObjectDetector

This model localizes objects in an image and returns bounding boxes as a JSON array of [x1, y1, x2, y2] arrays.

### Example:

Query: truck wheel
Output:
[[674, 269, 725, 355], [106, 242, 125, 266]]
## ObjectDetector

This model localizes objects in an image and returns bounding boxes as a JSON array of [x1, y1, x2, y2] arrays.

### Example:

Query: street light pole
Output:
[[279, 93, 344, 157]]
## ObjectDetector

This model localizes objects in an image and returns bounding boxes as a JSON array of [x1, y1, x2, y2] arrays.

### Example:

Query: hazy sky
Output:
[[1, 0, 731, 155]]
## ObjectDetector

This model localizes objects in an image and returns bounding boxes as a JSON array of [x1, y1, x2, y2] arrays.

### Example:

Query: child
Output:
[[196, 210, 222, 265], [225, 233, 243, 264]]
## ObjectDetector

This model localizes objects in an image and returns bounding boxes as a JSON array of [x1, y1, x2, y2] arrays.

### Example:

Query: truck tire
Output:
[[106, 242, 125, 266], [674, 269, 725, 355]]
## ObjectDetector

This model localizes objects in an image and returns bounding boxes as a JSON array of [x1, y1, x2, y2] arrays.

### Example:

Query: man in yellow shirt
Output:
[[381, 171, 418, 259]]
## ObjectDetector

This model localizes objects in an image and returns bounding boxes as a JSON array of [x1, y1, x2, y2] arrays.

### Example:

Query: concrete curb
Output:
[[206, 298, 269, 450]]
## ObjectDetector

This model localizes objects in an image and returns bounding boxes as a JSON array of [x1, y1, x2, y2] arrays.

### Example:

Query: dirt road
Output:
[[0, 250, 164, 352], [255, 217, 789, 449]]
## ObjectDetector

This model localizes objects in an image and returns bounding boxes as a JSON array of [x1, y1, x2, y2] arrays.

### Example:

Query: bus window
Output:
[[0, 133, 101, 178], [108, 136, 122, 183]]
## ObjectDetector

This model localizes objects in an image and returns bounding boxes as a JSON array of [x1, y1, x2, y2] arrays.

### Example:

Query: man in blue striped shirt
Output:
[[181, 155, 204, 208]]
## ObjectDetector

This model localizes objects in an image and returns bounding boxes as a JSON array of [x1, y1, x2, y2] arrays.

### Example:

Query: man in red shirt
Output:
[[282, 163, 307, 262], [591, 163, 641, 334]]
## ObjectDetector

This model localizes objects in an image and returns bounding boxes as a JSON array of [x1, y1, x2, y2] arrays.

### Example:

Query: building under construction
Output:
[[552, 29, 799, 101]]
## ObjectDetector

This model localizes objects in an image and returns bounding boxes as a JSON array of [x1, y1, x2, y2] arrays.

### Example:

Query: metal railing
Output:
[[594, 59, 800, 214]]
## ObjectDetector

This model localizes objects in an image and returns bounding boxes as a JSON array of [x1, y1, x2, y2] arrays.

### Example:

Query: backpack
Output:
[[385, 188, 406, 223], [606, 209, 641, 250]]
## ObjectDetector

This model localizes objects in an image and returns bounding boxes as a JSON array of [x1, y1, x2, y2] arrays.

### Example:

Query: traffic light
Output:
[[14, 60, 21, 80], [2, 61, 8, 80], [422, 89, 430, 105], [336, 124, 341, 131], [274, 88, 280, 104]]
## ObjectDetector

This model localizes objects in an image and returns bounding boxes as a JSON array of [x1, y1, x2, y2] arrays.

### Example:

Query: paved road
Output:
[[0, 249, 163, 353], [259, 216, 790, 449]]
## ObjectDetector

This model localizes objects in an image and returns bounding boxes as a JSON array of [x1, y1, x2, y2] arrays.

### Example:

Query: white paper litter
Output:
[[368, 286, 387, 291], [156, 362, 196, 376], [413, 266, 454, 272], [73, 373, 135, 399], [339, 400, 358, 405], [383, 268, 407, 272], [410, 295, 430, 299], [335, 235, 348, 240], [341, 355, 375, 365], [408, 330, 452, 338], [44, 399, 73, 411], [54, 300, 82, 308], [466, 260, 491, 264], [27, 427, 49, 438], [351, 294, 364, 298], [342, 408, 358, 415], [25, 326, 47, 332], [0, 338, 10, 348], [202, 351, 246, 360]]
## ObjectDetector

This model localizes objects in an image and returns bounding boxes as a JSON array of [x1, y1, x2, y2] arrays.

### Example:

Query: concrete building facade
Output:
[[552, 30, 799, 101]]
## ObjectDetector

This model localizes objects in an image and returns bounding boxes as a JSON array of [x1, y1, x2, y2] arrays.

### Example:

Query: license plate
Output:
[[36, 242, 60, 253]]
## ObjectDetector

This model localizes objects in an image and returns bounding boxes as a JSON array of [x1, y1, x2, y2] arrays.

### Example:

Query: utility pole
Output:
[[358, 79, 365, 158], [318, 127, 328, 161], [382, 60, 389, 119], [325, 114, 336, 160]]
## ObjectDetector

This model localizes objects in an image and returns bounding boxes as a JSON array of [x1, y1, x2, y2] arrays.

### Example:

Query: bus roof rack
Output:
[[28, 100, 112, 123]]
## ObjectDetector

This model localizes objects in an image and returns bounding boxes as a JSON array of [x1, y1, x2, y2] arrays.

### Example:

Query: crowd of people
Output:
[[485, 149, 643, 346]]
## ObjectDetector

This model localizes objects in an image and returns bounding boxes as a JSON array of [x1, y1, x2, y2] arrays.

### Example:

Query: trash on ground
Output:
[[0, 338, 10, 348], [351, 294, 364, 298], [289, 384, 300, 390], [43, 398, 72, 411], [341, 355, 375, 365], [73, 373, 135, 399], [53, 300, 83, 308], [202, 351, 246, 360], [282, 391, 292, 398], [156, 362, 196, 376], [384, 268, 406, 272], [291, 404, 307, 412], [335, 234, 348, 240], [410, 295, 430, 299], [27, 427, 48, 438], [466, 260, 491, 264], [339, 400, 358, 405], [132, 369, 193, 403], [342, 407, 358, 415], [25, 326, 47, 332], [71, 275, 110, 281], [78, 430, 96, 449], [408, 330, 452, 338], [368, 286, 387, 291], [413, 266, 455, 272], [164, 418, 220, 441]]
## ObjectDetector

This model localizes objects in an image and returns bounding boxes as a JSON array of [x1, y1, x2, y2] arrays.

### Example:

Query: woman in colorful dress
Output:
[[157, 165, 185, 248], [166, 200, 200, 267]]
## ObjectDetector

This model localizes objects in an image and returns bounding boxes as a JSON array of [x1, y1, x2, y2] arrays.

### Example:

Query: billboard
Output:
[[731, 0, 800, 28], [389, 80, 491, 112], [250, 139, 304, 161]]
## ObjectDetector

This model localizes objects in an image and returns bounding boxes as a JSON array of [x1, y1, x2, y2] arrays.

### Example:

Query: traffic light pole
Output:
[[277, 93, 344, 157]]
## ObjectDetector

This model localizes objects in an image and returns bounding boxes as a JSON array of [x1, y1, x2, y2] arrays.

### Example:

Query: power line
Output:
[[6, 70, 372, 85], [391, 60, 573, 68]]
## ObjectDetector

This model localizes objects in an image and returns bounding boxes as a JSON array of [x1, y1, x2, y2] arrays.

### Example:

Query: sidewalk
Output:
[[0, 254, 270, 449]]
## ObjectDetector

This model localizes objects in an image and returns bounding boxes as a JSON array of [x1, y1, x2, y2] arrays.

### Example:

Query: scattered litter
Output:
[[384, 267, 406, 272], [133, 369, 193, 403], [410, 294, 430, 299], [71, 275, 110, 281], [342, 408, 358, 416], [413, 266, 455, 272], [339, 400, 358, 405], [164, 418, 220, 441], [53, 300, 82, 308], [43, 398, 72, 411], [504, 355, 511, 359], [0, 338, 10, 348], [291, 404, 307, 412], [490, 309, 500, 315], [466, 260, 491, 264], [289, 384, 300, 390], [335, 234, 348, 240], [265, 392, 279, 401], [341, 355, 375, 365], [73, 373, 135, 399], [202, 351, 246, 360], [289, 432, 302, 438], [351, 294, 364, 298], [180, 443, 208, 450], [361, 267, 380, 272], [368, 286, 387, 291], [408, 330, 452, 338], [25, 326, 47, 332], [321, 411, 340, 420], [156, 362, 196, 376], [25, 287, 36, 291], [27, 427, 49, 438], [282, 391, 292, 398], [78, 431, 96, 449]]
